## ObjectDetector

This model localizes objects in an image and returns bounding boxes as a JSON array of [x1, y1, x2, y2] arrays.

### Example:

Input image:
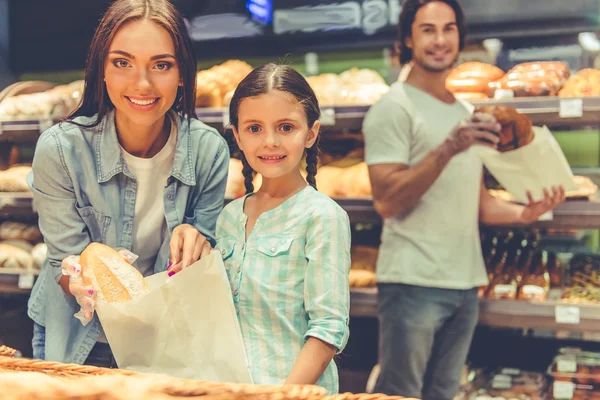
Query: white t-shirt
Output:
[[363, 83, 487, 290], [121, 118, 177, 277]]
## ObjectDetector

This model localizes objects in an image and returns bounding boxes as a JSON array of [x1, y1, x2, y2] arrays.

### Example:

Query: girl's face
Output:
[[104, 19, 180, 127], [232, 90, 319, 181]]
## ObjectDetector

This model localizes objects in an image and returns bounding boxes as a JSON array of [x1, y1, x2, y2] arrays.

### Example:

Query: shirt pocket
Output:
[[256, 234, 294, 257], [75, 205, 111, 243]]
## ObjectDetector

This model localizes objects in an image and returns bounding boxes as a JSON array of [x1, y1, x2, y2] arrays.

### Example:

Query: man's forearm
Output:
[[479, 195, 526, 225], [374, 144, 453, 218]]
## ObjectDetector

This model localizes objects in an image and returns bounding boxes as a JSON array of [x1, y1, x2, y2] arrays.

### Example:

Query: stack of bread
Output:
[[349, 246, 378, 288], [195, 60, 253, 108], [0, 222, 46, 272], [489, 61, 570, 97], [306, 68, 390, 106], [0, 165, 32, 192], [446, 62, 505, 100], [559, 68, 600, 97], [0, 80, 84, 120]]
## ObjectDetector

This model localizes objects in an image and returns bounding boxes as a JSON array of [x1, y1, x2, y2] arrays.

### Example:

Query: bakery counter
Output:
[[350, 288, 600, 333], [0, 269, 38, 295], [0, 119, 53, 143]]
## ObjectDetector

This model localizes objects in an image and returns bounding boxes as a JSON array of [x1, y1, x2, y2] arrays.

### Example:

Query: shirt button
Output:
[[270, 247, 276, 253], [167, 194, 173, 200], [233, 288, 239, 296]]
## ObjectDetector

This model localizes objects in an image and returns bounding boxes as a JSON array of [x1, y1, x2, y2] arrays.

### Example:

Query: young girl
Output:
[[217, 64, 351, 393], [27, 0, 228, 367]]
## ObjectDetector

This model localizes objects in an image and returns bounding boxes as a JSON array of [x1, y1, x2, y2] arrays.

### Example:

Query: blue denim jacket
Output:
[[27, 110, 229, 364]]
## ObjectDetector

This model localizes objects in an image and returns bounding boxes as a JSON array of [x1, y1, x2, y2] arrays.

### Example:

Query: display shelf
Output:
[[350, 288, 600, 333], [0, 270, 39, 295], [3, 96, 599, 142], [0, 193, 34, 218]]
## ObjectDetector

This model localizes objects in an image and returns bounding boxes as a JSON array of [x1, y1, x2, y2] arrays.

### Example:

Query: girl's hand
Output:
[[168, 224, 212, 276]]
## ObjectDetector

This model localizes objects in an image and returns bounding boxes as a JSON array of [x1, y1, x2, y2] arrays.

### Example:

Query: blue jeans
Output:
[[33, 322, 117, 368], [374, 283, 479, 400]]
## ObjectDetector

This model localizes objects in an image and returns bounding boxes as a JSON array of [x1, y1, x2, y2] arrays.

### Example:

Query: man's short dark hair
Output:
[[398, 0, 467, 64]]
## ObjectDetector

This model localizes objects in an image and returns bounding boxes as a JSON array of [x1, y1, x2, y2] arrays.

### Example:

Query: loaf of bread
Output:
[[559, 68, 600, 97], [0, 165, 32, 192], [0, 222, 42, 243], [0, 243, 34, 270], [306, 68, 390, 106], [446, 62, 504, 96], [474, 105, 534, 152], [489, 61, 570, 97], [80, 243, 149, 303], [351, 246, 378, 272], [195, 60, 253, 108], [349, 269, 376, 288]]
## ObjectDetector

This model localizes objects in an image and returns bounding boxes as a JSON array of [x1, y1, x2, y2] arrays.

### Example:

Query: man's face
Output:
[[405, 2, 460, 73]]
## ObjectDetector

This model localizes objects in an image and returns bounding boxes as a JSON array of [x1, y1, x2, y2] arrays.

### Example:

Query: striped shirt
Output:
[[215, 186, 351, 394]]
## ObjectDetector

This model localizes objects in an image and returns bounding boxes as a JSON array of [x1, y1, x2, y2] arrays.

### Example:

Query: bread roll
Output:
[[474, 105, 534, 152], [80, 243, 149, 303], [446, 62, 504, 94], [349, 269, 376, 288], [0, 222, 42, 243], [0, 243, 34, 269]]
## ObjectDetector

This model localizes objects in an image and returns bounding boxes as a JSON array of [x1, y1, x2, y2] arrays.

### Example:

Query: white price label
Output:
[[305, 52, 319, 76], [553, 381, 575, 399], [557, 358, 577, 373], [494, 89, 514, 99], [559, 99, 583, 118], [555, 305, 581, 325], [222, 109, 230, 127], [18, 274, 34, 290], [320, 108, 336, 126]]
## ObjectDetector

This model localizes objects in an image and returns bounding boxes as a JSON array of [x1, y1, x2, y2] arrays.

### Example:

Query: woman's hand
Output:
[[168, 224, 212, 276]]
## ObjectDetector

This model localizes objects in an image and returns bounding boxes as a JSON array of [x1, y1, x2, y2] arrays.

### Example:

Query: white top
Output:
[[121, 118, 177, 277], [363, 83, 487, 290]]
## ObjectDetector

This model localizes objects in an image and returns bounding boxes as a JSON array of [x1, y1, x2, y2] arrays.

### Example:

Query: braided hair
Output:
[[229, 64, 321, 194]]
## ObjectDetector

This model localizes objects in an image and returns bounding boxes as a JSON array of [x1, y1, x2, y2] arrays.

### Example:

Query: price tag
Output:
[[320, 108, 336, 126], [553, 381, 575, 399], [305, 52, 319, 76], [500, 368, 521, 376], [557, 358, 577, 373], [18, 273, 34, 290], [559, 99, 583, 118], [222, 109, 230, 128], [494, 89, 514, 99], [555, 305, 580, 325]]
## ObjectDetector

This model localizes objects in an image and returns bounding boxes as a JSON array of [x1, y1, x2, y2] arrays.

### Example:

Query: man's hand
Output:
[[520, 186, 566, 224], [441, 112, 501, 158]]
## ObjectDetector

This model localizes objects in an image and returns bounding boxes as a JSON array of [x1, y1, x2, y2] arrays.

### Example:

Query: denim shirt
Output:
[[27, 110, 229, 364]]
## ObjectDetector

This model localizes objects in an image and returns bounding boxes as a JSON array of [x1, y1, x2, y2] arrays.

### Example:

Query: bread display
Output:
[[195, 60, 253, 108], [0, 165, 32, 192], [489, 61, 570, 97], [446, 62, 505, 99], [306, 68, 390, 106], [0, 80, 84, 120], [80, 243, 149, 303], [474, 105, 534, 152], [0, 243, 35, 270], [562, 254, 600, 304], [0, 222, 42, 243], [349, 269, 376, 288], [559, 68, 600, 97]]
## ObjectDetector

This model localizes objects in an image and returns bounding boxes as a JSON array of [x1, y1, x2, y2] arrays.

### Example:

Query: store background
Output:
[[1, 1, 600, 398]]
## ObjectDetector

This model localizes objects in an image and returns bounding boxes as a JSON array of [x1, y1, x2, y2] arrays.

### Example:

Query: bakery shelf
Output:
[[2, 97, 600, 142], [350, 288, 600, 333], [0, 193, 34, 217], [0, 270, 39, 295], [0, 119, 54, 143]]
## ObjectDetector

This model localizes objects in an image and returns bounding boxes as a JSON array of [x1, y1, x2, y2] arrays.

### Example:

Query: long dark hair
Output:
[[398, 0, 467, 64], [229, 64, 321, 194], [68, 0, 197, 127]]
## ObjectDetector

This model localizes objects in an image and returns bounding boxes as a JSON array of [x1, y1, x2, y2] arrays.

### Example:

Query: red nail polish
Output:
[[167, 262, 172, 270], [168, 271, 175, 277], [88, 290, 94, 295]]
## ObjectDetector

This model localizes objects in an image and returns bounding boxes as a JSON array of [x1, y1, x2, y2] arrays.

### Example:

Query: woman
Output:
[[27, 0, 229, 367]]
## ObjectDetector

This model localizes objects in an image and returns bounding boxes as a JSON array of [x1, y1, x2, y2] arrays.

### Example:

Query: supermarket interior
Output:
[[0, 0, 600, 399]]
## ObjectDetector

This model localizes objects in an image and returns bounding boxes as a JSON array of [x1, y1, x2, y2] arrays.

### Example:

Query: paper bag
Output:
[[472, 125, 577, 204], [96, 250, 253, 383]]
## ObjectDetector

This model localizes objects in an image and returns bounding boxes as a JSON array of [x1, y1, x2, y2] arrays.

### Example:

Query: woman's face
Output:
[[104, 19, 181, 127]]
